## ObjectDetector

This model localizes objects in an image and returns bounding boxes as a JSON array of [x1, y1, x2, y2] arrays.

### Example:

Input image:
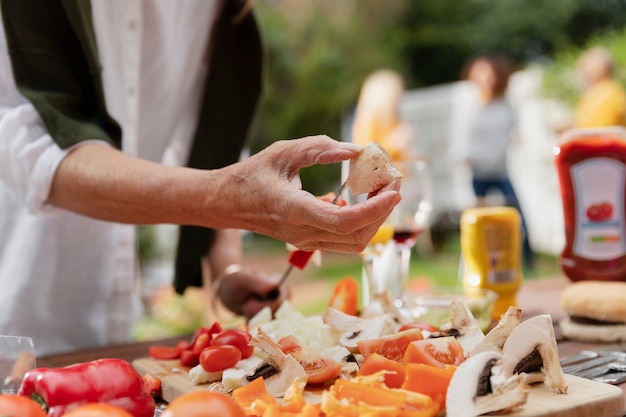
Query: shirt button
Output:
[[127, 20, 137, 31], [127, 87, 135, 96]]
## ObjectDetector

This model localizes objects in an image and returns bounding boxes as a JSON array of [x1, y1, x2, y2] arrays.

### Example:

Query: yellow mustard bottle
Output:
[[460, 206, 523, 320]]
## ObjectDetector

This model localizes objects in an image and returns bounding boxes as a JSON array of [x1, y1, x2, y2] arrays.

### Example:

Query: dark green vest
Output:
[[1, 0, 263, 293]]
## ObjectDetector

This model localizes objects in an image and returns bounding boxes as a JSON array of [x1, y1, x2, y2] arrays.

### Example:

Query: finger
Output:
[[277, 136, 361, 171], [295, 189, 401, 239]]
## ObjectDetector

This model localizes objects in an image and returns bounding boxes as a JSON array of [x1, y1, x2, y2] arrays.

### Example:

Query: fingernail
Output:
[[337, 142, 362, 152]]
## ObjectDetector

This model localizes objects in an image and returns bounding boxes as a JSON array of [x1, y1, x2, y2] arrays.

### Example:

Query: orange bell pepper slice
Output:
[[231, 377, 278, 414], [401, 363, 456, 410], [328, 276, 359, 316], [331, 379, 406, 409]]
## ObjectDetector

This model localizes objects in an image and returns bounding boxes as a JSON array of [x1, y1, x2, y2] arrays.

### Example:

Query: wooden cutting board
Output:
[[133, 357, 625, 417]]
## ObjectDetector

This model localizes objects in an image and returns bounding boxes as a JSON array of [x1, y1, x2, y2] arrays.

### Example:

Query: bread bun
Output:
[[346, 142, 402, 195], [559, 316, 626, 343], [559, 280, 626, 343], [560, 281, 626, 322]]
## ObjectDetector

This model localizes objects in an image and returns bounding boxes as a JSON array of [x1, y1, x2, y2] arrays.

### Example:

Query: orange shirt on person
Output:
[[573, 79, 626, 128]]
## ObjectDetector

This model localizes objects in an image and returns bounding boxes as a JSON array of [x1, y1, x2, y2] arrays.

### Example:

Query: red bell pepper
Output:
[[288, 250, 315, 270], [18, 358, 155, 417]]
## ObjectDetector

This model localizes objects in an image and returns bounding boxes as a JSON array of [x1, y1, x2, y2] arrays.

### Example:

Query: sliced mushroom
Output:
[[433, 300, 485, 355], [446, 351, 530, 417], [469, 306, 522, 356], [323, 307, 389, 352], [248, 328, 307, 397], [501, 314, 568, 394], [330, 346, 360, 378]]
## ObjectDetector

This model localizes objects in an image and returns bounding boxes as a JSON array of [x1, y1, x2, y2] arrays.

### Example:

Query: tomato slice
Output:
[[148, 345, 180, 360], [199, 345, 242, 373], [398, 322, 438, 333], [278, 335, 341, 385], [357, 328, 424, 361], [403, 336, 464, 368], [357, 352, 406, 388], [328, 277, 359, 316], [211, 329, 254, 359]]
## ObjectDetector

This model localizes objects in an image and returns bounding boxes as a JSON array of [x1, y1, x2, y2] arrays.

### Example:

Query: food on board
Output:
[[446, 351, 530, 417], [501, 314, 568, 393], [469, 306, 522, 356], [346, 141, 403, 195], [560, 280, 626, 343], [136, 277, 571, 416]]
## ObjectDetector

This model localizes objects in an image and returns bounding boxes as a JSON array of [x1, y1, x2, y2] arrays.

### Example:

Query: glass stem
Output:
[[398, 244, 412, 298]]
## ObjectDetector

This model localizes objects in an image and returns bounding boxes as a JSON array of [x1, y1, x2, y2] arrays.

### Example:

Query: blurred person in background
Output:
[[0, 0, 400, 355], [573, 46, 626, 129], [463, 55, 535, 272], [351, 69, 415, 161]]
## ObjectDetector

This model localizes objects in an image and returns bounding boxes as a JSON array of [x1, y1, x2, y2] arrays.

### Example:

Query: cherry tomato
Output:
[[199, 345, 241, 372], [328, 276, 359, 316], [162, 391, 246, 417], [403, 336, 465, 368], [61, 403, 133, 417], [398, 322, 439, 333], [0, 394, 46, 417], [210, 329, 254, 359], [357, 328, 424, 361], [190, 322, 223, 346], [179, 349, 200, 368]]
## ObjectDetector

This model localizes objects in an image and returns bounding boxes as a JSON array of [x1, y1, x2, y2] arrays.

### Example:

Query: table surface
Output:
[[38, 276, 626, 412]]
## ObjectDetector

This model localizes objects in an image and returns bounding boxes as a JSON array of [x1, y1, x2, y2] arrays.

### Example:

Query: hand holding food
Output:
[[219, 136, 401, 253]]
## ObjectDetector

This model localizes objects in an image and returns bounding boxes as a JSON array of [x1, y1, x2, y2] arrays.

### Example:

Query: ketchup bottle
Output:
[[554, 127, 626, 282]]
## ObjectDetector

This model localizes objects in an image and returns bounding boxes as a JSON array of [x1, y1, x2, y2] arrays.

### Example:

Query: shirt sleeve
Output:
[[0, 18, 109, 213]]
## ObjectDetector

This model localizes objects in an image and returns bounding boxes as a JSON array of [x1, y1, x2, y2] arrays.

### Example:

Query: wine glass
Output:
[[0, 335, 36, 394], [340, 160, 395, 305], [389, 160, 433, 302]]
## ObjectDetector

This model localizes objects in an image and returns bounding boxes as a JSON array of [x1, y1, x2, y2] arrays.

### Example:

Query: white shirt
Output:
[[0, 0, 218, 355]]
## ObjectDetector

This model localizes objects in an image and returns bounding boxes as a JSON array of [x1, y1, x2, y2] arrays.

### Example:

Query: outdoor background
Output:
[[132, 0, 626, 340]]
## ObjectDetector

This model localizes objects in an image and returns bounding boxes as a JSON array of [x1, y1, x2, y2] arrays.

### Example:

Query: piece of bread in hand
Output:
[[346, 142, 403, 195], [559, 280, 626, 343]]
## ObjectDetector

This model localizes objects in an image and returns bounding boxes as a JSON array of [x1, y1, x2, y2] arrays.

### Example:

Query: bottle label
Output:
[[484, 224, 517, 284], [572, 157, 626, 260]]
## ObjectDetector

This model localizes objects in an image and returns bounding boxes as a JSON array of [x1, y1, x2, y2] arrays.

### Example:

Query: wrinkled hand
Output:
[[217, 135, 402, 253], [218, 267, 288, 319]]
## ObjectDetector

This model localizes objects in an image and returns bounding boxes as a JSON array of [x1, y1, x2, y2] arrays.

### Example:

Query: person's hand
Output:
[[213, 135, 402, 253], [217, 266, 288, 319]]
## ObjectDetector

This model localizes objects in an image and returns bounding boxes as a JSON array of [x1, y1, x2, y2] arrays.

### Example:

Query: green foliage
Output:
[[247, 1, 626, 194], [541, 28, 626, 107], [251, 1, 408, 195]]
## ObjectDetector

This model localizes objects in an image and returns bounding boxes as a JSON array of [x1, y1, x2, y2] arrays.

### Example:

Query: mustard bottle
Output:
[[460, 206, 523, 320]]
